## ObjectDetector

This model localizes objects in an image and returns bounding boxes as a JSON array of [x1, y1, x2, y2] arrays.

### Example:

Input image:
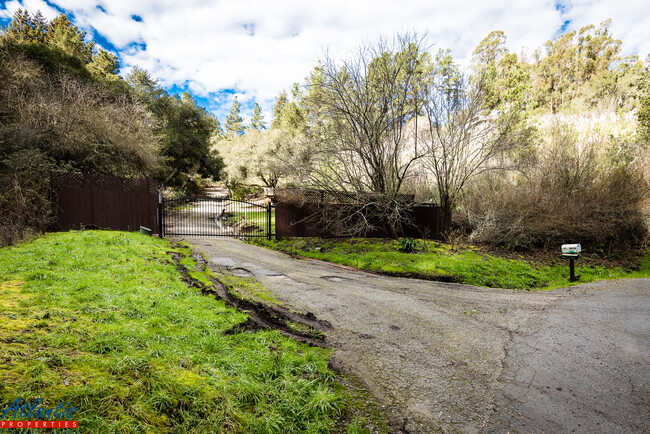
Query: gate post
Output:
[[267, 202, 272, 240], [158, 193, 164, 238]]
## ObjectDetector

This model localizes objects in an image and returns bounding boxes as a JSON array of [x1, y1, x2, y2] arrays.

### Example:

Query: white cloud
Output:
[[2, 0, 648, 120], [559, 0, 650, 58], [0, 0, 60, 20]]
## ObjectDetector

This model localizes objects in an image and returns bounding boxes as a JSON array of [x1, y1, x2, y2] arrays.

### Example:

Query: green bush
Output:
[[230, 184, 262, 201], [398, 237, 419, 253]]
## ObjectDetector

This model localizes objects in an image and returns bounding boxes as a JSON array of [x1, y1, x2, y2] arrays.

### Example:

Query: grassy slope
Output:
[[253, 238, 650, 290], [0, 231, 370, 433]]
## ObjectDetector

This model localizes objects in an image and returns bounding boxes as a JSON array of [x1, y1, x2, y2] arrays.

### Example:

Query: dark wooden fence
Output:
[[50, 173, 159, 233], [275, 202, 442, 239]]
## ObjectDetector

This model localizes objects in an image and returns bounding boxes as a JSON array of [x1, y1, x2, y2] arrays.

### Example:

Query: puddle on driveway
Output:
[[230, 267, 254, 277], [320, 275, 353, 283], [240, 263, 283, 276], [208, 257, 283, 277], [210, 256, 235, 267]]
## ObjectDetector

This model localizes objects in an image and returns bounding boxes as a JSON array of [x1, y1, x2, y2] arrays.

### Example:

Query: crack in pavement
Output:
[[483, 279, 650, 433], [184, 238, 650, 433]]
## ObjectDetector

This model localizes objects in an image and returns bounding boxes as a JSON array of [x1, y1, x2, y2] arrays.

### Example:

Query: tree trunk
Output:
[[440, 200, 453, 234], [383, 220, 399, 239]]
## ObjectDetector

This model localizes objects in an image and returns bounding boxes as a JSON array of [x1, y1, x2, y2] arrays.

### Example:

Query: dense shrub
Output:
[[0, 150, 55, 246], [459, 120, 649, 250], [0, 45, 159, 245]]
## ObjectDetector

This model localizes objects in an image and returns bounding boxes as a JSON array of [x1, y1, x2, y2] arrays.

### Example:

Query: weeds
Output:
[[398, 237, 419, 253]]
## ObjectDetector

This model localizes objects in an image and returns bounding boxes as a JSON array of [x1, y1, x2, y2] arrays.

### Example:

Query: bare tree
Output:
[[296, 34, 429, 237], [420, 57, 531, 232]]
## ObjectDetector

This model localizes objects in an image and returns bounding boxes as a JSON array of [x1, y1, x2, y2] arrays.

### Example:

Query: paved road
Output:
[[186, 238, 650, 433], [485, 278, 649, 433]]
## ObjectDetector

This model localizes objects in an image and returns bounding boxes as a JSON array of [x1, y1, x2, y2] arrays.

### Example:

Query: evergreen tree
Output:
[[46, 14, 94, 63], [532, 20, 621, 112], [88, 48, 120, 79], [250, 102, 266, 130], [225, 96, 245, 137], [126, 68, 225, 190], [213, 118, 226, 141], [153, 92, 223, 190], [270, 88, 305, 132], [271, 91, 288, 129], [1, 10, 120, 82], [433, 49, 462, 107], [126, 67, 164, 104], [638, 69, 650, 145], [1, 9, 48, 43], [472, 31, 507, 109]]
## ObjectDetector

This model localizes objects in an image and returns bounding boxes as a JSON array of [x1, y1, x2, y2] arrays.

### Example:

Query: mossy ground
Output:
[[0, 231, 373, 433], [252, 238, 650, 290]]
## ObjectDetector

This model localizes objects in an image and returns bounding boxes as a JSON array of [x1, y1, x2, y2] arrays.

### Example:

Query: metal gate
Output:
[[160, 196, 273, 238]]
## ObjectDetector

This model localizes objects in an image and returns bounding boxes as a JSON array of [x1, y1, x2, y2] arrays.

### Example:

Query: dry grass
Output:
[[459, 117, 650, 250]]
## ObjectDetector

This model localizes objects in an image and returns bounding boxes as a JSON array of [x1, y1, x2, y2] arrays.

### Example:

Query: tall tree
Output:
[[422, 53, 531, 231], [1, 9, 48, 43], [432, 49, 462, 107], [575, 20, 621, 85], [87, 48, 120, 79], [2, 10, 122, 82], [126, 68, 224, 191], [271, 91, 288, 129], [250, 102, 266, 130], [472, 31, 531, 112], [297, 34, 430, 237], [532, 20, 621, 112], [46, 14, 94, 63], [276, 85, 306, 132], [638, 68, 650, 145], [126, 67, 164, 104], [157, 92, 223, 191], [225, 96, 245, 137]]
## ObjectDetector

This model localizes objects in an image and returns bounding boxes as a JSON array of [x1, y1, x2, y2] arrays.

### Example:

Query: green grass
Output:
[[229, 210, 275, 234], [218, 272, 285, 307], [252, 238, 650, 291], [0, 231, 373, 433]]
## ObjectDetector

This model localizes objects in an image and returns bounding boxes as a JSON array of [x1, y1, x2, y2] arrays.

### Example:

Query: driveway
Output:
[[186, 238, 650, 433]]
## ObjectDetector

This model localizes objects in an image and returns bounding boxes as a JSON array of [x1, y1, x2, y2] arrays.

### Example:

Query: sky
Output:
[[1, 0, 649, 125]]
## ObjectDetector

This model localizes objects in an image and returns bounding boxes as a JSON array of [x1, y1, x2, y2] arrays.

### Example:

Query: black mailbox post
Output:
[[561, 244, 581, 282]]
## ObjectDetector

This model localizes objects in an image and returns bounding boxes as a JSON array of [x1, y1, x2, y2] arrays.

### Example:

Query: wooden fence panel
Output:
[[57, 187, 94, 229], [275, 202, 321, 237], [121, 191, 158, 232], [51, 173, 159, 233], [92, 189, 121, 229], [275, 202, 442, 239]]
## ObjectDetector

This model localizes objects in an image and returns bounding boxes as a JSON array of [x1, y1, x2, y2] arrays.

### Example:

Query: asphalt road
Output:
[[485, 278, 649, 433], [186, 238, 650, 433]]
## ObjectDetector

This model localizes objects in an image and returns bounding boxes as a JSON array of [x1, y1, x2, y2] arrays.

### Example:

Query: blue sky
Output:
[[1, 0, 648, 125]]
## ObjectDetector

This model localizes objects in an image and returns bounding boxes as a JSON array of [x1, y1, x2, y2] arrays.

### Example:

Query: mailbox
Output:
[[561, 243, 581, 282], [561, 244, 581, 255]]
